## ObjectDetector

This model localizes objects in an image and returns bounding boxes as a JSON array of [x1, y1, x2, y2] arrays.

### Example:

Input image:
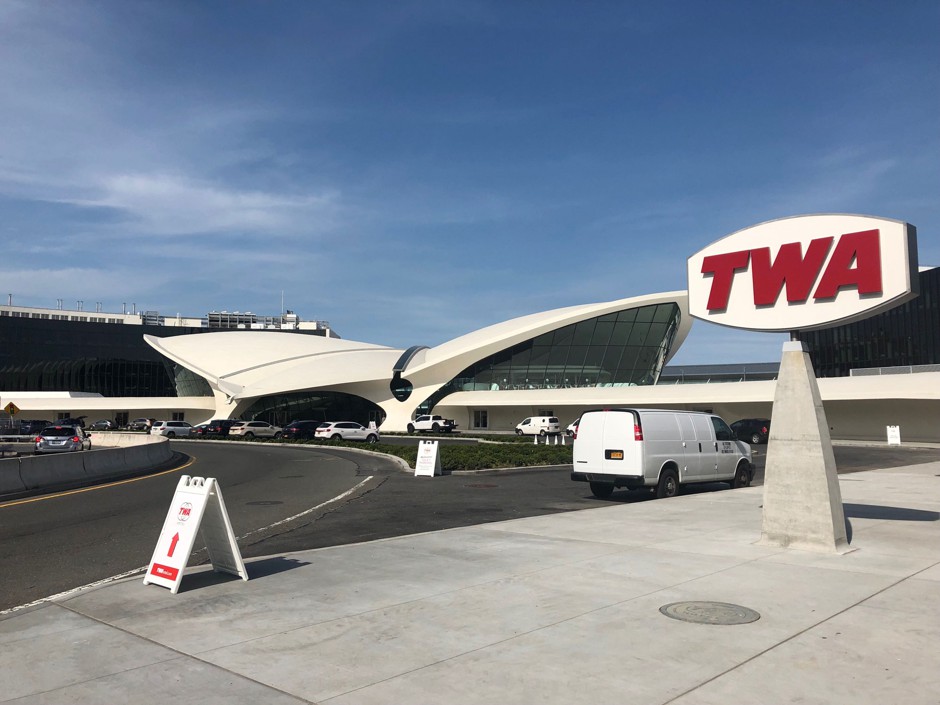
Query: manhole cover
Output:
[[659, 601, 760, 625], [246, 500, 284, 506], [465, 483, 498, 489]]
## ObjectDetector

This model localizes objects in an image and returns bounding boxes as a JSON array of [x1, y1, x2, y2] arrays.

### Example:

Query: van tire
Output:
[[407, 424, 415, 433], [656, 468, 679, 499], [589, 482, 614, 499], [539, 430, 547, 437], [733, 463, 750, 488]]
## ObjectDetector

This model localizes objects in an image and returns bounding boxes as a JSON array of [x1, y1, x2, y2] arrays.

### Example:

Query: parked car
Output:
[[566, 418, 580, 436], [281, 420, 325, 440], [407, 415, 458, 433], [228, 420, 283, 439], [35, 425, 93, 454], [19, 419, 53, 435], [89, 419, 115, 431], [127, 418, 153, 432], [191, 423, 211, 436], [58, 416, 87, 429], [730, 418, 771, 445], [315, 421, 380, 443], [515, 416, 561, 436], [150, 420, 194, 437], [203, 419, 240, 436]]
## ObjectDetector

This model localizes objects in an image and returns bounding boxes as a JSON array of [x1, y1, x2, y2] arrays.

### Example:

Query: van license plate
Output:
[[605, 450, 624, 460]]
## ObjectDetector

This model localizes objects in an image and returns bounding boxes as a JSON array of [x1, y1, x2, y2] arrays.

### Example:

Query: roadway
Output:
[[1, 440, 936, 612]]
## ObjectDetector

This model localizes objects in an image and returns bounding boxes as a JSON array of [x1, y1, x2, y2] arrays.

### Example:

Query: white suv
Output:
[[228, 421, 283, 439], [515, 416, 561, 436], [150, 420, 193, 437]]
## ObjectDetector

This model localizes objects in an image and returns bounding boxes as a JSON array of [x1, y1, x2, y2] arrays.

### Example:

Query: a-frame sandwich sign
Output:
[[144, 475, 248, 594]]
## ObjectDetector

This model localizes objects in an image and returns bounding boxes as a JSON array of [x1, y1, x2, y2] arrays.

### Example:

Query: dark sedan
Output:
[[281, 420, 324, 440], [731, 418, 771, 445]]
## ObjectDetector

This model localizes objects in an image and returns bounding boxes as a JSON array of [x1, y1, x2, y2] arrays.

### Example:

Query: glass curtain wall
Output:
[[418, 303, 681, 412], [798, 267, 940, 377]]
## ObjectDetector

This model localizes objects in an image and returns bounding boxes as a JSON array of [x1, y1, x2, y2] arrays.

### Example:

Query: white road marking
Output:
[[0, 475, 375, 615]]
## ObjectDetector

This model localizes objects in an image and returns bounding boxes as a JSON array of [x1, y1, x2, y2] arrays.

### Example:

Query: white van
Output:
[[571, 408, 752, 498], [515, 416, 561, 436]]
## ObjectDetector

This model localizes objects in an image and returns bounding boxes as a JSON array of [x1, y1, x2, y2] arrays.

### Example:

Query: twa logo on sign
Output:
[[687, 214, 918, 332]]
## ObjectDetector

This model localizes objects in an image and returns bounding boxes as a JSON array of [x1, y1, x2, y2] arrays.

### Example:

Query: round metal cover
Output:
[[659, 601, 760, 625]]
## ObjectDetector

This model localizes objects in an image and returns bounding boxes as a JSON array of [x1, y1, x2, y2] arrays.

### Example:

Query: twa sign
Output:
[[688, 214, 918, 332]]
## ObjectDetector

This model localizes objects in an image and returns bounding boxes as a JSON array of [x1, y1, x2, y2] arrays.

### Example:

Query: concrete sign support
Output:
[[689, 214, 918, 554], [759, 342, 850, 553], [415, 440, 442, 477], [144, 475, 248, 593]]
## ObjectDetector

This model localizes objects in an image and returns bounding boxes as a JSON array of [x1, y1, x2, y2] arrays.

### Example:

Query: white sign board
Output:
[[886, 425, 901, 446], [144, 475, 248, 594], [415, 440, 442, 477], [687, 214, 918, 331]]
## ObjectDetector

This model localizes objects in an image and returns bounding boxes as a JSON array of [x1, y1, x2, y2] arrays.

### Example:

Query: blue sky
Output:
[[1, 1, 937, 364]]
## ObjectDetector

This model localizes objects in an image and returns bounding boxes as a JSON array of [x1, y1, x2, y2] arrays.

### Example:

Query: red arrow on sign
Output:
[[168, 532, 180, 558]]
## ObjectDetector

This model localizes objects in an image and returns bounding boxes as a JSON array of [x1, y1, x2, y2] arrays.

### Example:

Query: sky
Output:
[[1, 0, 937, 365]]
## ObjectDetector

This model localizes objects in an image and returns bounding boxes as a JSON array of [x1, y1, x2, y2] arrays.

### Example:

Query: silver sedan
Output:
[[35, 426, 93, 453]]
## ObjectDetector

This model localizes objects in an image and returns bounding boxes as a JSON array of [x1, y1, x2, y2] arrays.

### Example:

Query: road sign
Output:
[[415, 440, 442, 477], [143, 475, 247, 594], [3, 402, 19, 416]]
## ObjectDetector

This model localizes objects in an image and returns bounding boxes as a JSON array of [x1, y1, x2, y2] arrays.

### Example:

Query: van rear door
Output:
[[574, 409, 642, 478]]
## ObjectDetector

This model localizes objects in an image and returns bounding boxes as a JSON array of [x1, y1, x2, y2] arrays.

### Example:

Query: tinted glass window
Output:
[[41, 427, 75, 437]]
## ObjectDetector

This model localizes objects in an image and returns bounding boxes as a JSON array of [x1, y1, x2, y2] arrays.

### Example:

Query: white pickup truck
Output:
[[407, 414, 458, 433]]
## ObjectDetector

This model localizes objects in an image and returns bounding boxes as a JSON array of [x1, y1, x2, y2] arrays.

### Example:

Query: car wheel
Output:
[[331, 433, 342, 441], [244, 432, 254, 439], [733, 463, 751, 488], [539, 430, 547, 437], [515, 429, 523, 435], [432, 423, 440, 432], [366, 434, 377, 444], [656, 468, 679, 499], [751, 433, 762, 445], [274, 432, 282, 439], [589, 482, 614, 499], [407, 424, 415, 434], [167, 431, 175, 438]]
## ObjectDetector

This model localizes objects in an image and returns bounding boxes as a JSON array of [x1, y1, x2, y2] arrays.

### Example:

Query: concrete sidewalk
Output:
[[2, 462, 939, 705]]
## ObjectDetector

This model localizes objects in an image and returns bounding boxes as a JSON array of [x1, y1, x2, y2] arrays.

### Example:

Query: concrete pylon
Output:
[[760, 341, 850, 553]]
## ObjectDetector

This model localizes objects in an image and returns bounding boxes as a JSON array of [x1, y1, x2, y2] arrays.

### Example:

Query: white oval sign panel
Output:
[[687, 214, 918, 332]]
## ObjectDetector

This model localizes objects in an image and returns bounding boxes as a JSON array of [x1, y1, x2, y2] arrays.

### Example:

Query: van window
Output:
[[711, 416, 734, 441]]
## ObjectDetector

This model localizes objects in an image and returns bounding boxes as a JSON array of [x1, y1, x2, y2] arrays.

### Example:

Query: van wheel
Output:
[[733, 463, 751, 488], [407, 424, 415, 433], [539, 430, 547, 437], [515, 429, 523, 435], [589, 482, 614, 499], [656, 469, 679, 499]]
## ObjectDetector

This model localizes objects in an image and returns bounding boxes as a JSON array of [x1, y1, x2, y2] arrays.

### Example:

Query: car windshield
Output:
[[41, 427, 76, 437]]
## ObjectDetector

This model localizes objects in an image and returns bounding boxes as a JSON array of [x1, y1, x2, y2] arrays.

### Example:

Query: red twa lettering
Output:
[[813, 229, 882, 299], [701, 229, 883, 311], [751, 237, 833, 306]]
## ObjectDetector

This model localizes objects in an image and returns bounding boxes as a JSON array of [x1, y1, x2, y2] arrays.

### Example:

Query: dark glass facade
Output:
[[797, 267, 940, 377], [420, 302, 682, 412], [239, 391, 383, 427], [0, 316, 315, 397]]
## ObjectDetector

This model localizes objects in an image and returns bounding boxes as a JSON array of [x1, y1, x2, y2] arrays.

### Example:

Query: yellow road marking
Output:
[[0, 454, 197, 508]]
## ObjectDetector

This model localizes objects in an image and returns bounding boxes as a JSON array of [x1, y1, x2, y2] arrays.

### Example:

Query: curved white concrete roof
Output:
[[144, 291, 691, 405]]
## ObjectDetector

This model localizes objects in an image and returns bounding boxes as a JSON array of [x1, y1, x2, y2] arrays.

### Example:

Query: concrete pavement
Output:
[[2, 459, 939, 704]]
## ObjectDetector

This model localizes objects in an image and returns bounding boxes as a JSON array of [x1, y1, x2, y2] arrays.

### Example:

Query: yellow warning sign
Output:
[[3, 402, 19, 416]]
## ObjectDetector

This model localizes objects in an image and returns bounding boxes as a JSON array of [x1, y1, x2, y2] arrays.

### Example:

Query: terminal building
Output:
[[2, 266, 939, 441]]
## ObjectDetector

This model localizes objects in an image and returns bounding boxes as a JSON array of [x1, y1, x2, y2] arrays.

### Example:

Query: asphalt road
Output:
[[1, 440, 936, 612]]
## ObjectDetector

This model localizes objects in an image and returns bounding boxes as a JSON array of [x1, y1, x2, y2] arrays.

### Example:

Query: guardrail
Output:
[[0, 433, 174, 499]]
